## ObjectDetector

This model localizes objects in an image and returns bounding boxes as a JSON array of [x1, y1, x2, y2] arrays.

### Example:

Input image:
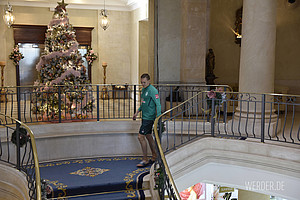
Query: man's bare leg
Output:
[[138, 134, 148, 162], [146, 134, 157, 160]]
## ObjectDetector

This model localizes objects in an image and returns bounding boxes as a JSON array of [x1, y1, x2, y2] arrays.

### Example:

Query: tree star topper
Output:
[[57, 0, 68, 10]]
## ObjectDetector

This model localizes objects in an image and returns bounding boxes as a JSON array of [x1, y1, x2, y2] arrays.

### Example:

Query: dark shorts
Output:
[[139, 119, 154, 135]]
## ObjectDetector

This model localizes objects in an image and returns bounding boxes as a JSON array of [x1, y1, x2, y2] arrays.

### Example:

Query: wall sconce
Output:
[[233, 6, 243, 46], [100, 0, 110, 30], [3, 2, 15, 28]]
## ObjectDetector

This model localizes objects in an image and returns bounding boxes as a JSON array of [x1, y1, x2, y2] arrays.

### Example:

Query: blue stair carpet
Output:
[[39, 156, 150, 200]]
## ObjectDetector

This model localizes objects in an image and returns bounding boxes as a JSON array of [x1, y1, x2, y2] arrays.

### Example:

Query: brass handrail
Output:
[[153, 91, 205, 200], [152, 86, 233, 199], [153, 88, 300, 199], [0, 113, 41, 200], [0, 83, 233, 90], [4, 84, 300, 97], [153, 114, 181, 199]]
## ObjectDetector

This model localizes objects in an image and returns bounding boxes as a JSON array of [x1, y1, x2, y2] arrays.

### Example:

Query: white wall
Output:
[[98, 10, 131, 84], [167, 137, 300, 200], [131, 4, 148, 84], [0, 4, 148, 86]]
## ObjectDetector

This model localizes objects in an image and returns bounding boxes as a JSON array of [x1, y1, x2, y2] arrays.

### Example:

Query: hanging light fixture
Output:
[[100, 0, 110, 30], [3, 2, 15, 28]]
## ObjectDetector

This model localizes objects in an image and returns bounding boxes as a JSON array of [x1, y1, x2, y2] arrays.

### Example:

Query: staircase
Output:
[[39, 156, 154, 200]]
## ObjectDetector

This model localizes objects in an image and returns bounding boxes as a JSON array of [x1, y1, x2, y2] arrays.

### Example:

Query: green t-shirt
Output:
[[138, 84, 162, 121]]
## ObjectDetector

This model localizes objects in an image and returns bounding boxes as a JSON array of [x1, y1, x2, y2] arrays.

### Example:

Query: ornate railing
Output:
[[153, 91, 300, 199], [0, 113, 41, 200], [1, 84, 299, 199], [0, 84, 231, 125], [0, 84, 230, 200]]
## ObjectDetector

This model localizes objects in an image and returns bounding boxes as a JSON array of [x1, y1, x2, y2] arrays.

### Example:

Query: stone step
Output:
[[143, 173, 150, 189], [143, 174, 152, 200], [144, 189, 152, 200]]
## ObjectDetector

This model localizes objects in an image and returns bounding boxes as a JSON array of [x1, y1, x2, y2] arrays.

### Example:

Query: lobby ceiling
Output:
[[0, 0, 147, 11]]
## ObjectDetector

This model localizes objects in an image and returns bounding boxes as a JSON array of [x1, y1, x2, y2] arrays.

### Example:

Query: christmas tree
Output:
[[32, 0, 94, 120]]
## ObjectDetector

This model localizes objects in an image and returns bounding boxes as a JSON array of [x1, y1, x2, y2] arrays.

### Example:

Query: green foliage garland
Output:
[[9, 45, 24, 66], [84, 47, 98, 66]]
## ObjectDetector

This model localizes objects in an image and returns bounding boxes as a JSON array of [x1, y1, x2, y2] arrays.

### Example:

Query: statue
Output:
[[205, 48, 217, 85]]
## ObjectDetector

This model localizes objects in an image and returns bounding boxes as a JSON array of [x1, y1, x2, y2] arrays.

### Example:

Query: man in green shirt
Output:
[[133, 73, 161, 167]]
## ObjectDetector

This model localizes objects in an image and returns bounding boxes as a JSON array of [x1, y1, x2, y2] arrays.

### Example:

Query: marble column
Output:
[[157, 0, 181, 84], [180, 0, 209, 84], [233, 0, 278, 137], [239, 0, 277, 94]]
